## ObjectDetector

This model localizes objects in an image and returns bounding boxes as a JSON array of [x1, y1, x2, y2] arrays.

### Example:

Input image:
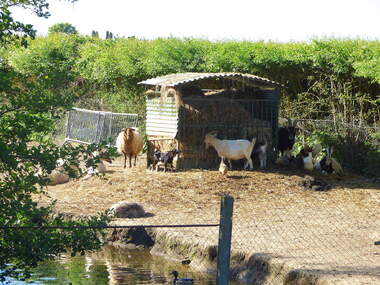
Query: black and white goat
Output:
[[296, 146, 314, 171], [150, 148, 161, 171], [314, 146, 344, 175], [277, 118, 298, 158], [151, 148, 179, 172]]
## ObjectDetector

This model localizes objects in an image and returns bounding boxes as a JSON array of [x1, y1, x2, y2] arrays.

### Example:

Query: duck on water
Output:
[[171, 271, 195, 284]]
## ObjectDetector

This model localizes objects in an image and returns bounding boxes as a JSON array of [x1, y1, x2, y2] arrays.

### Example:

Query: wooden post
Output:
[[217, 195, 234, 285]]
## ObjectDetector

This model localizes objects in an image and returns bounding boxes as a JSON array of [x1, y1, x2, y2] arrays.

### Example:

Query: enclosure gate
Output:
[[64, 107, 139, 146]]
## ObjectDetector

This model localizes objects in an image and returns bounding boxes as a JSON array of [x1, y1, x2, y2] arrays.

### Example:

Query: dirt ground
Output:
[[36, 155, 380, 284]]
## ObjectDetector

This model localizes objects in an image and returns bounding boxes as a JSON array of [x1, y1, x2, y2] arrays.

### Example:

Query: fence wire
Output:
[[232, 189, 380, 284], [228, 118, 380, 284], [17, 114, 380, 284], [65, 107, 139, 146], [296, 118, 380, 149], [294, 118, 380, 180]]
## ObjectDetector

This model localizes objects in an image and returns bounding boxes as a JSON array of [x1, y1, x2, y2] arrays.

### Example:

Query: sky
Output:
[[11, 0, 380, 42]]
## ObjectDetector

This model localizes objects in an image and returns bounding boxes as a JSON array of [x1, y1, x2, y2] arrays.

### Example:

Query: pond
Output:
[[5, 245, 238, 285]]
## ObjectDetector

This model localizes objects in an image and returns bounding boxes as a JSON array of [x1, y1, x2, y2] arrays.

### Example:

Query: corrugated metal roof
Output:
[[138, 72, 282, 88]]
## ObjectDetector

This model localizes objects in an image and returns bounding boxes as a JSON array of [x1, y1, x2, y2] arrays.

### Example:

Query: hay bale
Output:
[[109, 201, 146, 218], [177, 94, 257, 145]]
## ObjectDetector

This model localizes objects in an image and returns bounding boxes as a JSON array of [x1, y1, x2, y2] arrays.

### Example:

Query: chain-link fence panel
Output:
[[231, 173, 380, 285], [65, 107, 139, 146]]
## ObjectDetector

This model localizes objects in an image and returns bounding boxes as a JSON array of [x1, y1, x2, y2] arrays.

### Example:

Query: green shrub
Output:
[[4, 35, 380, 176]]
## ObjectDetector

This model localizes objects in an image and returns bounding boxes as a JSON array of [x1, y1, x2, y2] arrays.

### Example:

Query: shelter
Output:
[[138, 72, 282, 169]]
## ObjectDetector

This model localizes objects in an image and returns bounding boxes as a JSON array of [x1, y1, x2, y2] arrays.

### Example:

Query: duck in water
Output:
[[171, 271, 195, 284]]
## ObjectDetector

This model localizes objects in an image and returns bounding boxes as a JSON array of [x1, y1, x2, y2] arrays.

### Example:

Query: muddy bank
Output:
[[105, 224, 333, 285]]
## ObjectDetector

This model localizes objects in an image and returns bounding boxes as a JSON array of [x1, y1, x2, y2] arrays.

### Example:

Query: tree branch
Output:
[[0, 106, 23, 117]]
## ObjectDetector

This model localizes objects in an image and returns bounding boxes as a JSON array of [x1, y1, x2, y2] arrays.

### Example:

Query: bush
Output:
[[4, 35, 380, 176]]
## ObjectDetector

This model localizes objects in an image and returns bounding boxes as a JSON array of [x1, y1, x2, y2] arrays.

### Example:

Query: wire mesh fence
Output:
[[294, 118, 380, 179], [25, 112, 380, 284], [18, 157, 380, 285], [296, 118, 380, 149], [176, 99, 278, 169], [64, 107, 140, 146], [33, 154, 227, 282], [231, 184, 380, 284], [216, 118, 378, 284]]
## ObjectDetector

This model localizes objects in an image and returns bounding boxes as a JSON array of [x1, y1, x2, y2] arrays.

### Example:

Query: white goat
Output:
[[297, 146, 314, 171], [303, 152, 314, 171], [204, 133, 256, 170], [219, 157, 228, 176]]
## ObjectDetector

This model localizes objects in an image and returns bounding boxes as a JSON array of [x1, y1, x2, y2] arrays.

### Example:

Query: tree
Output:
[[48, 23, 78, 34], [0, 0, 119, 281], [106, 30, 113, 39], [91, 30, 99, 38], [0, 0, 77, 46]]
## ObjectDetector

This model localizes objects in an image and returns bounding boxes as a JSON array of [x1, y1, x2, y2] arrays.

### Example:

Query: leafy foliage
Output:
[[0, 0, 77, 46], [8, 33, 85, 86], [0, 1, 120, 281], [48, 22, 78, 34], [144, 38, 209, 75], [0, 54, 119, 279]]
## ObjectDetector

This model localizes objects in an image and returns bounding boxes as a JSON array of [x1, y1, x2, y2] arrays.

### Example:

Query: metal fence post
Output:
[[64, 110, 72, 144], [217, 195, 234, 285]]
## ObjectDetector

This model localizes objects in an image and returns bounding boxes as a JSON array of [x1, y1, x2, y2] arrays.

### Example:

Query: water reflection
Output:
[[85, 245, 215, 285], [7, 245, 221, 285]]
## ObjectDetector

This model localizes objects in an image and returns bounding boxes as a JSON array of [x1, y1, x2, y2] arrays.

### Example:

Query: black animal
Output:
[[316, 146, 334, 174], [149, 148, 162, 171], [158, 149, 179, 172], [151, 149, 179, 172], [170, 271, 194, 284], [319, 159, 333, 174], [277, 119, 298, 157]]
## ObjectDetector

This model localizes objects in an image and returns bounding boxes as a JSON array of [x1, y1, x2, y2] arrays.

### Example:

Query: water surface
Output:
[[6, 245, 228, 284]]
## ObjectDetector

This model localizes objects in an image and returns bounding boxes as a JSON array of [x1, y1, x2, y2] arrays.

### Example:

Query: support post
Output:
[[64, 109, 73, 144], [217, 195, 234, 285]]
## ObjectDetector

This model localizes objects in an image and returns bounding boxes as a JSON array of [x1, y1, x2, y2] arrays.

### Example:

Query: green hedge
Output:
[[4, 35, 380, 118], [2, 35, 379, 177]]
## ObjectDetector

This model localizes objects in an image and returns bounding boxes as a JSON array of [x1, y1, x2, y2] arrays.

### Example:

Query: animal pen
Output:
[[64, 107, 139, 146], [138, 72, 282, 169]]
